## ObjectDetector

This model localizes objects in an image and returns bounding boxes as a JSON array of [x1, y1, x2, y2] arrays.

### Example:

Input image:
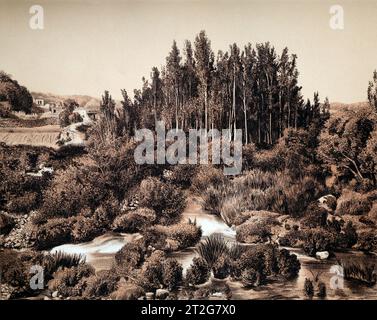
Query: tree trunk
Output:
[[204, 84, 208, 133]]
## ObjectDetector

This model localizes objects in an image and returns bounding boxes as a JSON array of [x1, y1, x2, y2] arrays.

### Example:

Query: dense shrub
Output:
[[336, 190, 372, 216], [141, 227, 169, 250], [340, 257, 377, 286], [40, 167, 88, 218], [367, 202, 377, 220], [162, 258, 183, 290], [278, 229, 302, 247], [6, 192, 38, 213], [283, 177, 323, 217], [71, 216, 102, 242], [0, 212, 15, 234], [168, 164, 197, 188], [48, 264, 95, 297], [185, 257, 210, 285], [202, 185, 227, 215], [164, 220, 202, 249], [201, 169, 322, 220], [241, 268, 261, 287], [83, 270, 119, 298], [233, 246, 267, 284], [191, 166, 226, 194], [0, 249, 30, 287], [138, 177, 186, 224], [0, 154, 50, 215], [92, 195, 120, 229], [137, 250, 165, 291], [359, 216, 375, 226], [33, 217, 76, 250], [253, 148, 284, 172], [112, 208, 156, 233], [277, 249, 301, 279], [114, 242, 146, 277], [341, 222, 358, 248], [232, 244, 300, 282], [356, 231, 377, 252], [0, 249, 47, 296], [242, 143, 256, 171], [136, 250, 183, 291], [301, 203, 328, 228], [212, 255, 231, 279], [236, 221, 273, 244], [302, 228, 337, 256]]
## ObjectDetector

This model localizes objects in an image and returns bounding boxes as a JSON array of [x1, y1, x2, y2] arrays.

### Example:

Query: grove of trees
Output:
[[117, 31, 330, 147]]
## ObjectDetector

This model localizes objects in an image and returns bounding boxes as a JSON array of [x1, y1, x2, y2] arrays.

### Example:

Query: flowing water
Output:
[[51, 233, 142, 271], [51, 197, 377, 299]]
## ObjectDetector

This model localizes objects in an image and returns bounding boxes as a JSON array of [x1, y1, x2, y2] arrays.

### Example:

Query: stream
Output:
[[51, 196, 377, 300]]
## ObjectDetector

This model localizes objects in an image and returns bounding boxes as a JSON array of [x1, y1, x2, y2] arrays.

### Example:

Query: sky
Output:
[[0, 0, 376, 103]]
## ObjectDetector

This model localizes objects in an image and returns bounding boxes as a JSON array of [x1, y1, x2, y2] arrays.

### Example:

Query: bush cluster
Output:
[[136, 250, 183, 291], [112, 208, 156, 233], [336, 190, 372, 216], [138, 177, 186, 224]]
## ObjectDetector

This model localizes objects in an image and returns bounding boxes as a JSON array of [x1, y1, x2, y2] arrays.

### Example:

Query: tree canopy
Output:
[[119, 31, 329, 147], [0, 71, 33, 114]]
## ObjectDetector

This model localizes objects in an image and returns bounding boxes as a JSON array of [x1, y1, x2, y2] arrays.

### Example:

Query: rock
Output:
[[209, 292, 227, 300], [145, 292, 155, 300], [156, 289, 169, 300], [315, 251, 329, 260], [318, 195, 337, 212], [111, 283, 145, 300], [52, 291, 59, 298]]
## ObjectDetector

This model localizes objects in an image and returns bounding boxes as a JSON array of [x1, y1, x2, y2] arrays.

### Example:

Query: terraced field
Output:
[[0, 125, 61, 148]]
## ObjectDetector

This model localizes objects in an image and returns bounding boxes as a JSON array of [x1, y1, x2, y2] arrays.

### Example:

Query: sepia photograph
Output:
[[1, 0, 377, 307]]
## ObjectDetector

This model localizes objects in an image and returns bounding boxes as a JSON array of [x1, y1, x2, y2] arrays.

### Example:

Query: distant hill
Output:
[[31, 92, 101, 110], [330, 101, 370, 114]]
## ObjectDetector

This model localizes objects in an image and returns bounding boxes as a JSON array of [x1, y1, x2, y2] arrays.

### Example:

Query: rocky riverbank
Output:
[[0, 211, 35, 249]]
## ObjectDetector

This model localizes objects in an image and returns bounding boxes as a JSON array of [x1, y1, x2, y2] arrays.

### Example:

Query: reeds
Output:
[[339, 257, 377, 286], [44, 251, 85, 277], [196, 234, 228, 269]]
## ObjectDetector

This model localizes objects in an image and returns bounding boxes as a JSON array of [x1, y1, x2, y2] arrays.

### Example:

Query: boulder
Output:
[[111, 283, 144, 300], [155, 289, 169, 300], [145, 292, 155, 300], [318, 195, 337, 212], [315, 251, 329, 260]]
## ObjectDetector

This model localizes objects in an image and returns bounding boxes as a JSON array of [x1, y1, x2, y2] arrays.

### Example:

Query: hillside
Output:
[[330, 101, 370, 114], [31, 92, 101, 110]]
